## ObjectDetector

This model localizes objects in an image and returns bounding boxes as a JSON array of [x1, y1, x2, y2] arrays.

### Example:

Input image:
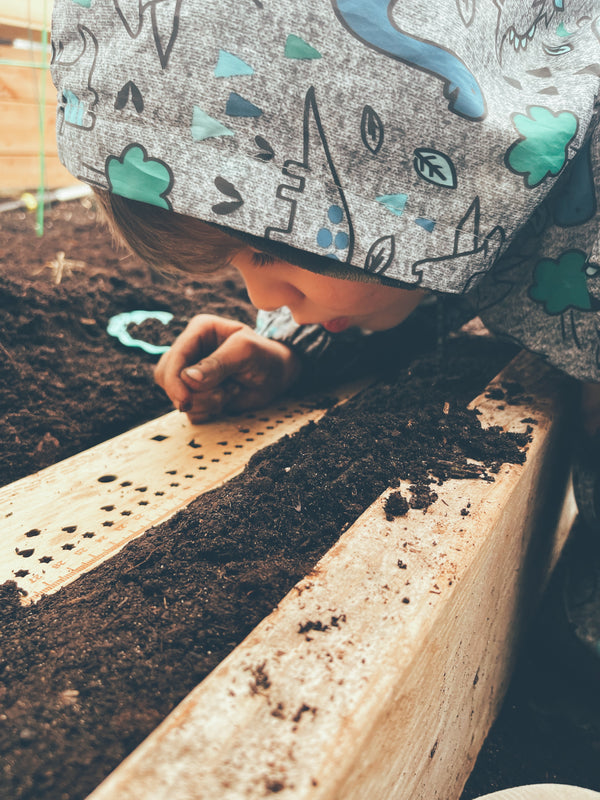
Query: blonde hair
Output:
[[93, 189, 245, 274]]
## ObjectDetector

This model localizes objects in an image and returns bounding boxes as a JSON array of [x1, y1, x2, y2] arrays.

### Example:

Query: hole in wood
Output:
[[98, 475, 117, 483], [39, 555, 52, 564], [120, 481, 132, 487], [16, 548, 34, 558], [100, 505, 114, 512], [24, 529, 41, 538], [151, 435, 169, 441], [62, 544, 75, 551]]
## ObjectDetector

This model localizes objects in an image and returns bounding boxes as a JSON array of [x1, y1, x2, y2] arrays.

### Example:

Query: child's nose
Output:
[[244, 273, 303, 312]]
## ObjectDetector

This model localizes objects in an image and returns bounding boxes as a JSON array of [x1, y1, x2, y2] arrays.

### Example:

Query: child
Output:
[[51, 1, 600, 664]]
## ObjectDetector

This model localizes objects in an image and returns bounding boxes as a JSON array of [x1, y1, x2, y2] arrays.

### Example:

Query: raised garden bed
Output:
[[1, 198, 599, 799]]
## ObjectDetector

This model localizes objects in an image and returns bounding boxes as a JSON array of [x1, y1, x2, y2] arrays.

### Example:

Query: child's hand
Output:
[[154, 315, 301, 423]]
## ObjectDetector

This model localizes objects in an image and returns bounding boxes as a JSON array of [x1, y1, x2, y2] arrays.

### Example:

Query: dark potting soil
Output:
[[1, 199, 599, 798], [0, 197, 254, 488]]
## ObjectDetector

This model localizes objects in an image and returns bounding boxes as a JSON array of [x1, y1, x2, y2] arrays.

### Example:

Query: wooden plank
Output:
[[87, 352, 575, 800], [0, 100, 58, 155], [0, 0, 51, 31], [0, 154, 74, 194], [0, 45, 54, 103], [1, 383, 365, 603], [0, 23, 44, 42], [0, 42, 64, 193]]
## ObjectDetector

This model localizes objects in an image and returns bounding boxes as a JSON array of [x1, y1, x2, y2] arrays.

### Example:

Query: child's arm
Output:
[[154, 314, 301, 423]]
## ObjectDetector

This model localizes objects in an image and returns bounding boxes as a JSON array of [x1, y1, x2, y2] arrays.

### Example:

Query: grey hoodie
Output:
[[51, 0, 600, 380]]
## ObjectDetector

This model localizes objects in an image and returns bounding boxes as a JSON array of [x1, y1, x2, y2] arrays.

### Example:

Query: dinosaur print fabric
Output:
[[51, 0, 600, 380]]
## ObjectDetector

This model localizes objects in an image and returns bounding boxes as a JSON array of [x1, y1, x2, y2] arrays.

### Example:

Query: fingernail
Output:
[[179, 399, 192, 413], [184, 366, 204, 383]]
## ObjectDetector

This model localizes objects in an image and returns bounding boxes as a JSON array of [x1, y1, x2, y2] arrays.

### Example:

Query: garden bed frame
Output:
[[17, 350, 571, 800]]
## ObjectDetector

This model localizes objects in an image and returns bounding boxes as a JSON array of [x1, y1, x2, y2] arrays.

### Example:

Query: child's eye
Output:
[[250, 251, 276, 266]]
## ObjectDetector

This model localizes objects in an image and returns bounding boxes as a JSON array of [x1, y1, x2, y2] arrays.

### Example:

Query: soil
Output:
[[0, 197, 254, 488], [1, 198, 599, 799]]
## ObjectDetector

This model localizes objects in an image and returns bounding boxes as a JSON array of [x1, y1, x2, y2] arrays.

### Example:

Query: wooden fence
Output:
[[0, 1, 73, 195]]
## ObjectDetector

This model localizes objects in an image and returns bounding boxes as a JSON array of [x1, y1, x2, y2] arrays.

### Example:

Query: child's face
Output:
[[231, 248, 426, 332]]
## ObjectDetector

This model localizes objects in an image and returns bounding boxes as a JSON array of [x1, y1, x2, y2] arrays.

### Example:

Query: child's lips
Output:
[[322, 317, 350, 333]]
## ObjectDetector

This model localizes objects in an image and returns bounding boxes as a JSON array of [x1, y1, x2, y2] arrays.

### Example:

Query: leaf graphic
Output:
[[212, 176, 244, 215], [361, 105, 384, 155], [254, 135, 275, 162], [130, 82, 144, 113], [365, 235, 395, 274], [413, 148, 457, 188], [114, 81, 144, 113], [114, 83, 129, 111], [456, 0, 476, 27]]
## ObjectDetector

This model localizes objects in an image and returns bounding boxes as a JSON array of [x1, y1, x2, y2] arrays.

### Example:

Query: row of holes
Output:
[[11, 408, 314, 579]]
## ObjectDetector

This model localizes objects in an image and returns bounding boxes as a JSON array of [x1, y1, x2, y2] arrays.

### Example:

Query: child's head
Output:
[[51, 0, 498, 299], [95, 188, 425, 332], [93, 188, 245, 274]]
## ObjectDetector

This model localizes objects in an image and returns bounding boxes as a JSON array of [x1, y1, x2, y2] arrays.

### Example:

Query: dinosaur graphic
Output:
[[494, 0, 566, 65], [494, 0, 600, 92], [331, 0, 486, 121]]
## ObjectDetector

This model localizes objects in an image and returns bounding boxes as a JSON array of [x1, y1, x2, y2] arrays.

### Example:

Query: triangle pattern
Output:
[[191, 106, 235, 141], [284, 34, 322, 60], [226, 92, 263, 117], [214, 49, 254, 77]]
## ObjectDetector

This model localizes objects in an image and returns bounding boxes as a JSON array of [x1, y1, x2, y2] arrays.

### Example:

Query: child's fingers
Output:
[[185, 387, 227, 424], [154, 315, 246, 409], [180, 330, 259, 390]]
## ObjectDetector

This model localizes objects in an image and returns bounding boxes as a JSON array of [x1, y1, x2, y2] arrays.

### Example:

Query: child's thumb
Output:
[[181, 338, 245, 389]]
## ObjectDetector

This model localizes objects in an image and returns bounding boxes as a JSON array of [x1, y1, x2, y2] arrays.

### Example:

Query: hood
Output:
[[51, 0, 600, 292]]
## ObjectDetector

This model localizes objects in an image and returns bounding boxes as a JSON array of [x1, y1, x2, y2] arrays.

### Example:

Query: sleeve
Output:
[[254, 306, 380, 389], [254, 297, 473, 389]]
